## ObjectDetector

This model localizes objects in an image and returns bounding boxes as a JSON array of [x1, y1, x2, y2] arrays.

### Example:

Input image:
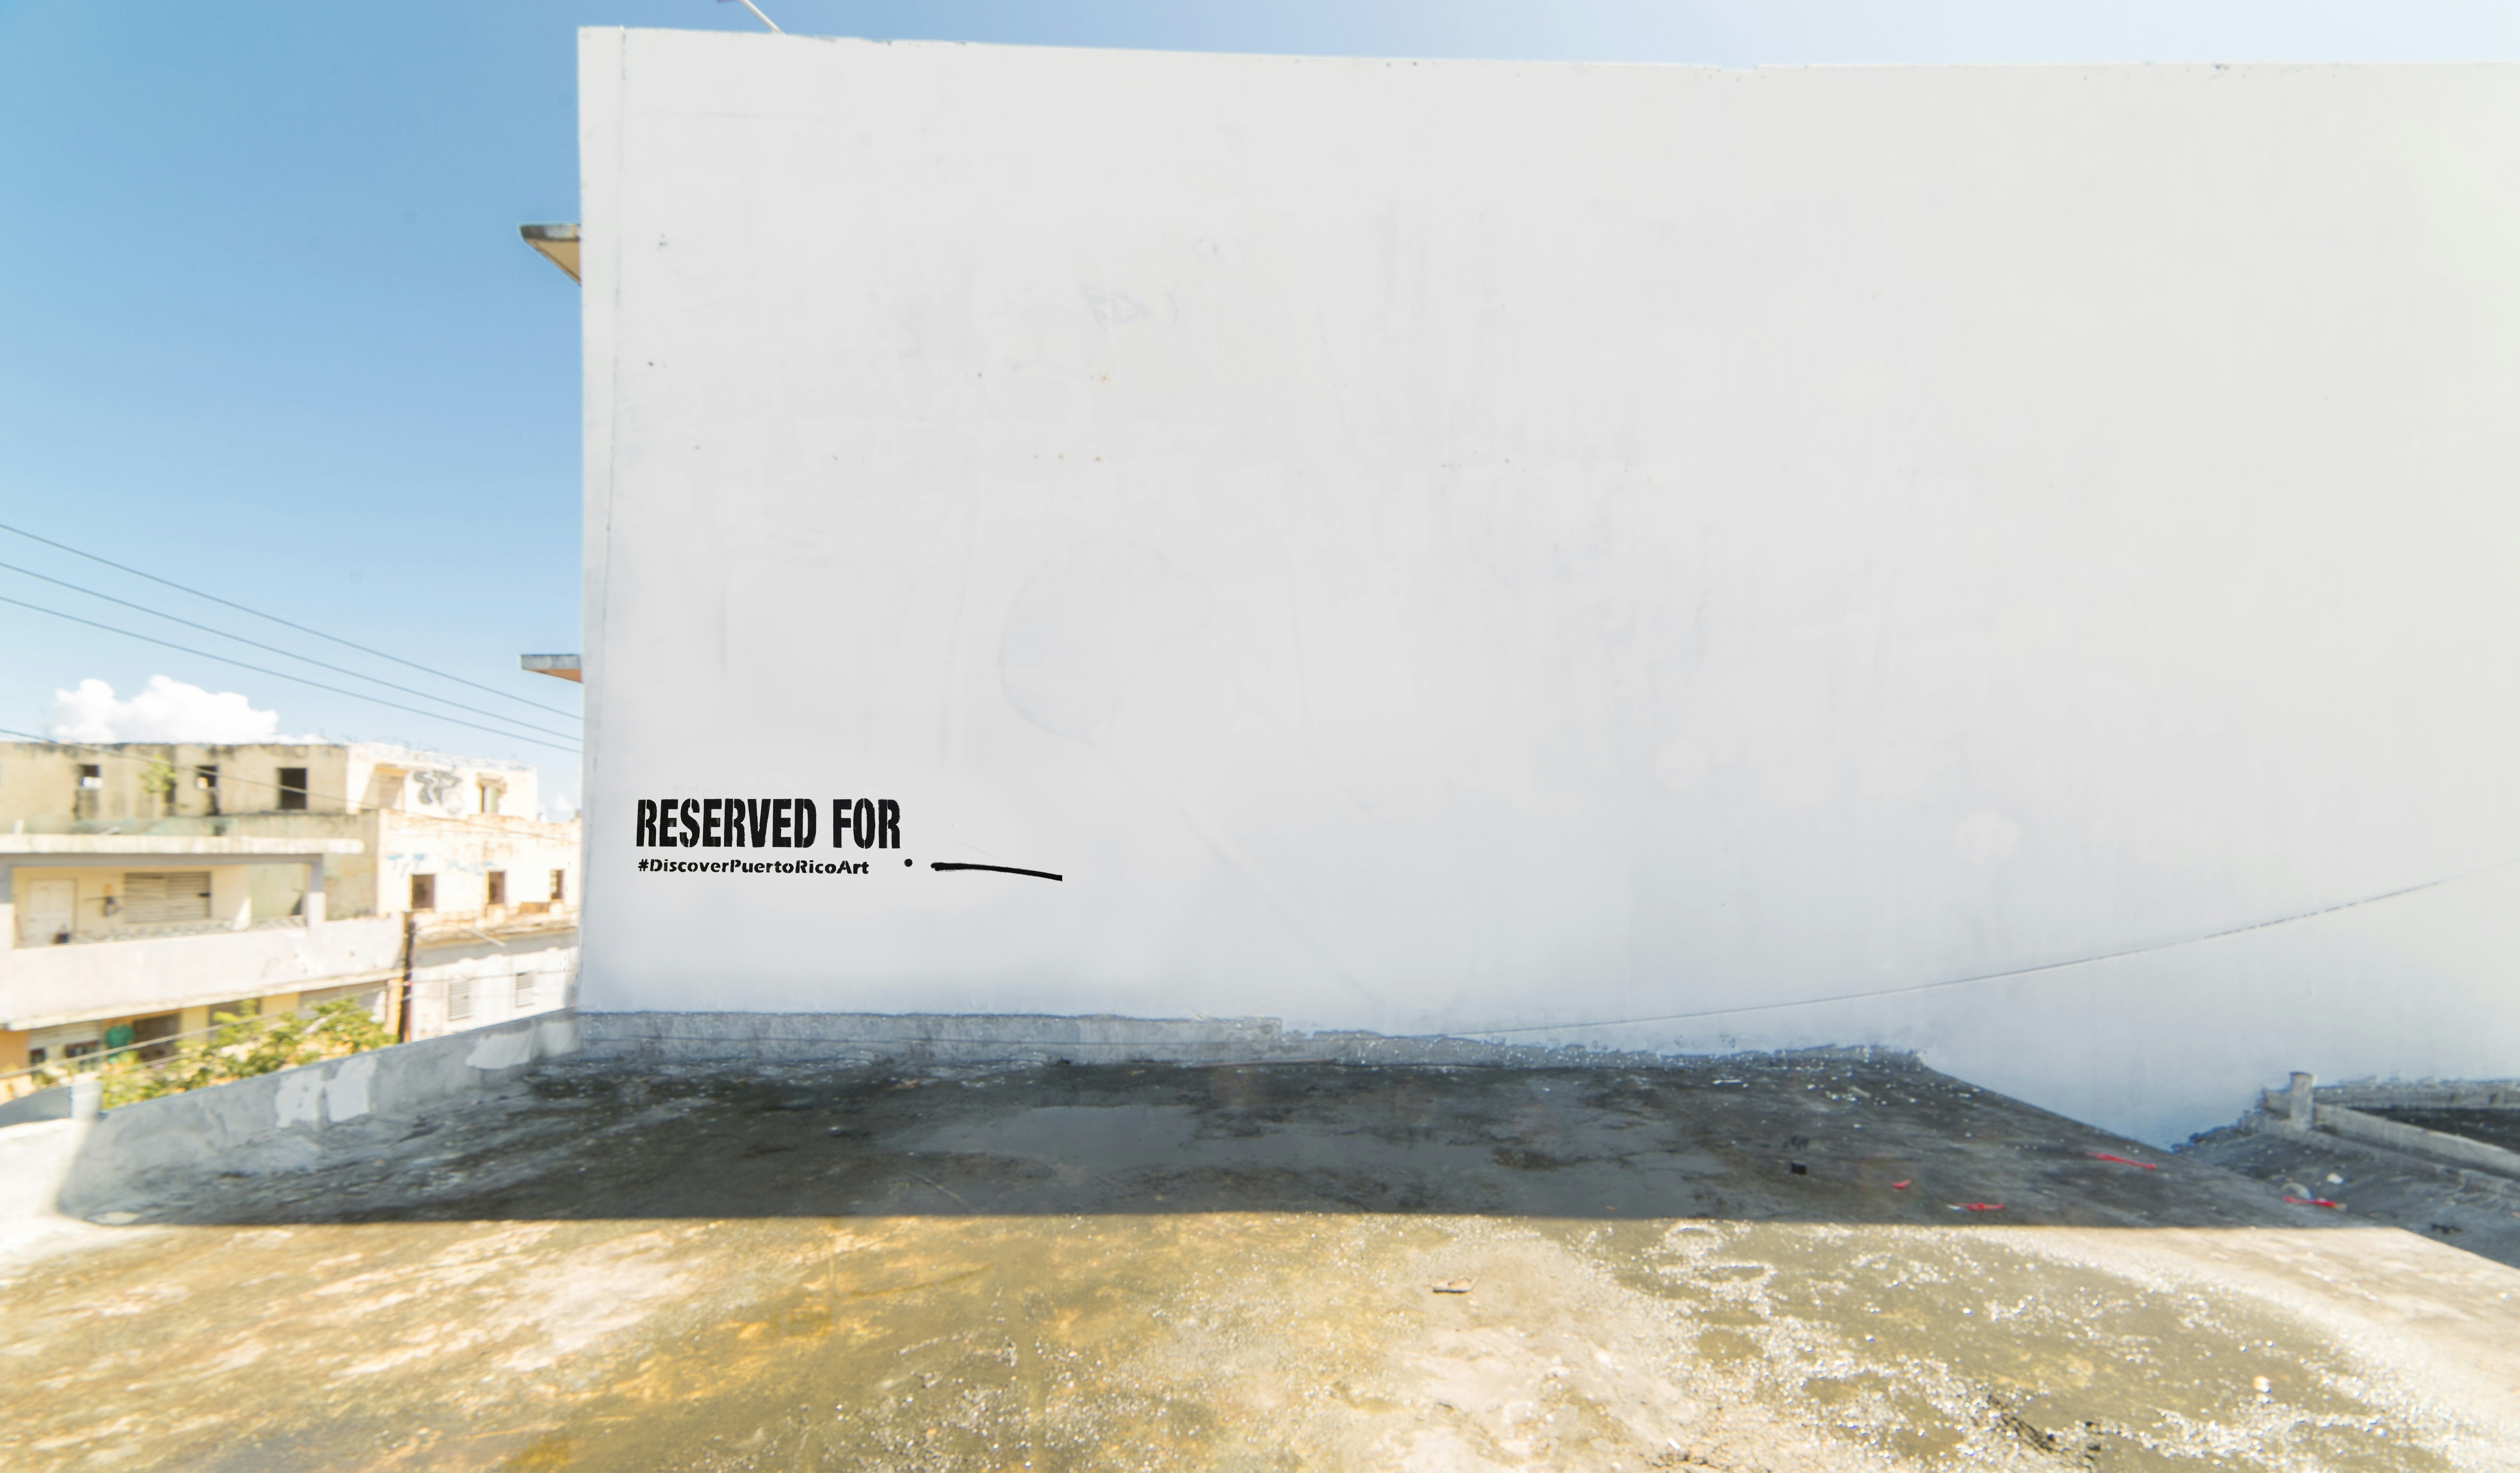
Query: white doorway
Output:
[[21, 879, 76, 946]]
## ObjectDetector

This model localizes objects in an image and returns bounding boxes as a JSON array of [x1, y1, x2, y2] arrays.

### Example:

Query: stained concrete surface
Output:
[[5, 1053, 2519, 1470], [2186, 1122, 2520, 1273], [2374, 1112, 2520, 1157]]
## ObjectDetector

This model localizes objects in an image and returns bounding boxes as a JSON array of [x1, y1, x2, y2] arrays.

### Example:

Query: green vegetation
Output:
[[89, 1000, 395, 1108], [138, 758, 178, 801]]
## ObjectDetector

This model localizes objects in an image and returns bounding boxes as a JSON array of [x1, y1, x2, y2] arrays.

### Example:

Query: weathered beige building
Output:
[[0, 741, 579, 1091]]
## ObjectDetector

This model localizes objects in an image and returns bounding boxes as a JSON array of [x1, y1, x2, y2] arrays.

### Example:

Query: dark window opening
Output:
[[133, 1013, 180, 1063], [276, 767, 309, 810], [486, 870, 507, 906], [410, 873, 436, 911], [550, 869, 566, 903], [77, 764, 102, 789]]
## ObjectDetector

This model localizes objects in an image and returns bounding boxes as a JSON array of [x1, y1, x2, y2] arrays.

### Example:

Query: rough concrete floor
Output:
[[2185, 1122, 2520, 1272], [6, 1053, 2519, 1471]]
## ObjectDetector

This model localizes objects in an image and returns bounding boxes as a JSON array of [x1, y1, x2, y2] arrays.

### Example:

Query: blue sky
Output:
[[4, 1, 2517, 815]]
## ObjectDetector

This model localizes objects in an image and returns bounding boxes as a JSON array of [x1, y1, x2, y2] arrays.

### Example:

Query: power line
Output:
[[0, 560, 579, 739], [0, 727, 578, 840], [0, 593, 580, 755], [0, 519, 579, 721], [1464, 852, 2520, 1038]]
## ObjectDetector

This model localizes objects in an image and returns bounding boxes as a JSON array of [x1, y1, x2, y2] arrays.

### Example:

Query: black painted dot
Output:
[[903, 858, 912, 867]]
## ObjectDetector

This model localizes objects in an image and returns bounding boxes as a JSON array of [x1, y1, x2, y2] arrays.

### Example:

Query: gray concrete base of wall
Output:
[[2314, 1080, 2520, 1112], [2252, 1079, 2520, 1184], [58, 1013, 580, 1217], [2314, 1102, 2520, 1179], [52, 1010, 1907, 1218], [0, 1118, 90, 1248], [0, 1084, 70, 1129], [571, 1010, 1904, 1073]]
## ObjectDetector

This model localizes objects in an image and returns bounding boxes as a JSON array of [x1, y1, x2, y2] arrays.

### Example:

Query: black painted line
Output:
[[930, 862, 1064, 882]]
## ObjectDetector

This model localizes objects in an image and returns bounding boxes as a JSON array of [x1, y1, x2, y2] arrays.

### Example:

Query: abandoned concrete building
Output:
[[0, 740, 579, 1091]]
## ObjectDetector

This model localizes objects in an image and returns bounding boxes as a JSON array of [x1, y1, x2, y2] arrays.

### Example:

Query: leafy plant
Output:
[[95, 999, 395, 1108]]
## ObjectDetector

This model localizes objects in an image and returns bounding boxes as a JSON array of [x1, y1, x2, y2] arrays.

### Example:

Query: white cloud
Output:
[[48, 676, 284, 744]]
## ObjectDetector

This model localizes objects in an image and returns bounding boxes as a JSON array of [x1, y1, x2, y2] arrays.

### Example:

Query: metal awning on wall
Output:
[[520, 224, 580, 283], [519, 653, 582, 683]]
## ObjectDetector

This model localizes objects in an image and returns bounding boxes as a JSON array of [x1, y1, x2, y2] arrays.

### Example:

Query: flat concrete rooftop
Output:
[[5, 1051, 2517, 1469]]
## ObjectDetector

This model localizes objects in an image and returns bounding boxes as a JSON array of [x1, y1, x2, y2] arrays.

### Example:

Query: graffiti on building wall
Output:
[[411, 770, 464, 810]]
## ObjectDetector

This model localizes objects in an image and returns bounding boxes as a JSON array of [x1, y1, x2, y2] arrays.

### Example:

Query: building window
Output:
[[486, 870, 507, 906], [550, 869, 566, 903], [513, 971, 541, 1009], [276, 767, 309, 810], [410, 873, 436, 911], [78, 764, 102, 789], [446, 976, 475, 1023], [480, 779, 505, 814], [134, 1013, 180, 1062], [194, 765, 220, 815], [122, 871, 214, 926]]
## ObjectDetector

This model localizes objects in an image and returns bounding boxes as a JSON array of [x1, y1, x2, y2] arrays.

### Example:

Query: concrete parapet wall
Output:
[[2317, 1081, 2520, 1112], [0, 1084, 70, 1129], [575, 1010, 1910, 1074], [59, 1012, 580, 1215], [578, 1010, 1295, 1065], [2314, 1101, 2520, 1180]]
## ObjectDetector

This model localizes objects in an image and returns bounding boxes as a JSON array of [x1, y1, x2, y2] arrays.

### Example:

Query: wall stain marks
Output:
[[6, 1058, 2514, 1469]]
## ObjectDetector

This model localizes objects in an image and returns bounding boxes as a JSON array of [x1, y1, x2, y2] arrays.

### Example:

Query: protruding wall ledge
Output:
[[571, 1010, 1909, 1073]]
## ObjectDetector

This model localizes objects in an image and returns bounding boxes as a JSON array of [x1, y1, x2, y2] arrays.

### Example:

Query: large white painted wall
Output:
[[578, 30, 2520, 1143]]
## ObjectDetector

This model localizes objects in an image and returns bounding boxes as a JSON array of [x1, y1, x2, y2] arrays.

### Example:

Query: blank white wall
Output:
[[579, 30, 2520, 1143]]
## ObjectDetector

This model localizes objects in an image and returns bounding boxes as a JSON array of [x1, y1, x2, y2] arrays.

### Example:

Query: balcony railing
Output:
[[22, 915, 312, 948], [0, 915, 405, 1033]]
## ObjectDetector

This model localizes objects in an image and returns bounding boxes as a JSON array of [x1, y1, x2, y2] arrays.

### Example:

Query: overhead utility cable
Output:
[[0, 520, 579, 721], [1464, 851, 2520, 1038], [0, 728, 578, 841], [0, 561, 577, 743], [0, 594, 580, 756]]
